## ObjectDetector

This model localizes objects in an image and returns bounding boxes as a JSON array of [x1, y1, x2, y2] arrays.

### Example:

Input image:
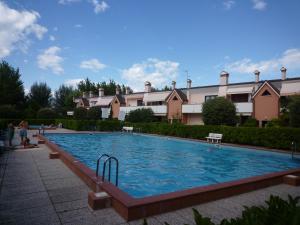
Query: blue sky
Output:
[[1, 0, 300, 93]]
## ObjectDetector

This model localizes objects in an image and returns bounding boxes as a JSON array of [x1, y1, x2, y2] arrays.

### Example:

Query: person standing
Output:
[[7, 123, 15, 147], [19, 121, 28, 144]]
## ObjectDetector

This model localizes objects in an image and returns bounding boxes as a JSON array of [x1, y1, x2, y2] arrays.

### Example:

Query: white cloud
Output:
[[252, 0, 267, 11], [225, 48, 300, 74], [0, 2, 47, 58], [223, 1, 235, 10], [80, 58, 106, 72], [49, 35, 56, 41], [91, 0, 109, 14], [74, 24, 82, 28], [122, 58, 180, 91], [64, 78, 84, 87], [37, 46, 64, 74], [58, 0, 81, 5]]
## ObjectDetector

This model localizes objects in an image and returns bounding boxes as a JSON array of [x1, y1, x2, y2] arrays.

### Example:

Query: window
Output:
[[115, 100, 118, 104], [261, 90, 271, 96], [173, 96, 178, 101], [205, 95, 217, 102], [137, 99, 143, 106]]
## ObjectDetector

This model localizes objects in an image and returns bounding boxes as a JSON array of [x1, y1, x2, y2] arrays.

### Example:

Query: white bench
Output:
[[122, 126, 133, 132], [206, 133, 223, 143]]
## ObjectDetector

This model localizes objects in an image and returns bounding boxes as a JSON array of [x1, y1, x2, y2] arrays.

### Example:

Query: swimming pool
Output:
[[45, 133, 300, 198]]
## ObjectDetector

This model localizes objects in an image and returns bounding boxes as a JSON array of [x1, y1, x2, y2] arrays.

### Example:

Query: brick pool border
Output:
[[38, 134, 300, 221]]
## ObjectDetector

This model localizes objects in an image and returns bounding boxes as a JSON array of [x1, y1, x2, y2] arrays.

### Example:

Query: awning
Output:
[[227, 86, 253, 94], [143, 91, 171, 102]]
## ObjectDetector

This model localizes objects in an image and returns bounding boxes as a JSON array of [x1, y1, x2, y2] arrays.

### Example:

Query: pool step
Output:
[[88, 191, 111, 210], [49, 152, 60, 159], [283, 175, 300, 186]]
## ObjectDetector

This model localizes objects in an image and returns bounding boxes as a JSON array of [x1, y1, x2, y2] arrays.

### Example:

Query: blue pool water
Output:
[[46, 133, 300, 198]]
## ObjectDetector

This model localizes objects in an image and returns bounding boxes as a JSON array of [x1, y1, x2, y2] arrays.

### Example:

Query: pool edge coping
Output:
[[38, 133, 300, 221]]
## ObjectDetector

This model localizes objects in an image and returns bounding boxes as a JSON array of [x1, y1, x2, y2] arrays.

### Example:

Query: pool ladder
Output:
[[291, 141, 298, 159], [96, 154, 119, 186]]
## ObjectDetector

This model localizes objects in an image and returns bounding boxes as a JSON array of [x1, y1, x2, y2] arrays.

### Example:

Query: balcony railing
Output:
[[120, 105, 167, 116], [182, 104, 203, 113], [235, 102, 253, 115]]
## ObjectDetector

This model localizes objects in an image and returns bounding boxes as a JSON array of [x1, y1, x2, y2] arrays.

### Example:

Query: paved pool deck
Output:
[[0, 129, 299, 225]]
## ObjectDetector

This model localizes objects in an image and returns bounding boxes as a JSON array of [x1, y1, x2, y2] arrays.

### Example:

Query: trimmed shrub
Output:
[[87, 106, 102, 120], [289, 96, 300, 127], [37, 108, 57, 119], [126, 108, 156, 123], [242, 117, 257, 127], [74, 107, 88, 120], [125, 122, 300, 150], [56, 119, 122, 131], [202, 97, 236, 126]]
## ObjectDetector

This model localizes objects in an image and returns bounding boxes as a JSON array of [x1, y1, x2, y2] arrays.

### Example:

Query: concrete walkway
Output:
[[0, 130, 299, 225]]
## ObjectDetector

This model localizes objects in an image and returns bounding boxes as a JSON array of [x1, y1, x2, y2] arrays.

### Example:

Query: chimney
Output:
[[172, 81, 176, 90], [220, 71, 229, 85], [98, 88, 104, 97], [187, 79, 192, 88], [89, 91, 94, 98], [281, 67, 287, 80], [82, 91, 88, 98], [125, 87, 130, 95], [144, 81, 151, 92], [254, 70, 260, 83], [116, 85, 120, 95]]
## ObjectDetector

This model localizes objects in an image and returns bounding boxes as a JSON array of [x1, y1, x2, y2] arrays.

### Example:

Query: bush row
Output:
[[56, 119, 122, 131], [127, 122, 300, 150]]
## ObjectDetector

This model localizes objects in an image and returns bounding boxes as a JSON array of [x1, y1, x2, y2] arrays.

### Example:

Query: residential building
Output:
[[74, 67, 300, 126]]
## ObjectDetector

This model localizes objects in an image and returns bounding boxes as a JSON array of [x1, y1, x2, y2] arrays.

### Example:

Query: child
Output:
[[23, 137, 38, 149]]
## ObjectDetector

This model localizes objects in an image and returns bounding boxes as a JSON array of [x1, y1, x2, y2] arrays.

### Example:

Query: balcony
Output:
[[182, 104, 203, 113], [120, 105, 167, 116], [235, 102, 253, 115]]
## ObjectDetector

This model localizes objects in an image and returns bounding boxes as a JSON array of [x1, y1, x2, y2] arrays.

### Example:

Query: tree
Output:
[[288, 96, 300, 127], [27, 82, 52, 112], [74, 107, 88, 119], [202, 97, 237, 126], [77, 78, 97, 93], [87, 106, 102, 120], [54, 85, 76, 116], [126, 108, 156, 123], [0, 61, 25, 107], [37, 108, 57, 119], [0, 105, 20, 118]]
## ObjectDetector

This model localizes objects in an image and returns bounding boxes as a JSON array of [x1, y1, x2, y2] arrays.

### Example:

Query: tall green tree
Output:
[[0, 61, 25, 107], [54, 85, 76, 116], [27, 82, 52, 113], [202, 97, 237, 126], [288, 96, 300, 127]]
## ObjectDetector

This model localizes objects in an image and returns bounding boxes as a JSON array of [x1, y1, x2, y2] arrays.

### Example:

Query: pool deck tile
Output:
[[0, 128, 300, 225]]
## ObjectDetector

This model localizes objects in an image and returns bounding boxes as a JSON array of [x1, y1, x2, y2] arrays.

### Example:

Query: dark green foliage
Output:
[[266, 114, 290, 128], [37, 108, 57, 119], [0, 61, 25, 108], [74, 107, 88, 119], [202, 97, 237, 126], [125, 122, 300, 150], [126, 108, 156, 123], [0, 105, 20, 118], [27, 82, 52, 112], [87, 106, 102, 120], [54, 85, 76, 116], [56, 119, 122, 131], [241, 118, 257, 127], [288, 96, 300, 127], [143, 195, 300, 225]]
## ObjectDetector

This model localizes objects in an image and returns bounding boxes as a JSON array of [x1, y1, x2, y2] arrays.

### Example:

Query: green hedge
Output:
[[0, 118, 56, 130], [126, 122, 300, 150], [56, 119, 122, 131]]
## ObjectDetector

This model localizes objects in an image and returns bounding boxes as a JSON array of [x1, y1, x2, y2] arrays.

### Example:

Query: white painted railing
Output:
[[182, 104, 203, 113], [235, 102, 253, 114], [120, 105, 167, 115]]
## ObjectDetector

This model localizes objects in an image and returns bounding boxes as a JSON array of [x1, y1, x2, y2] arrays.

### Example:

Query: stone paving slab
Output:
[[0, 129, 300, 225]]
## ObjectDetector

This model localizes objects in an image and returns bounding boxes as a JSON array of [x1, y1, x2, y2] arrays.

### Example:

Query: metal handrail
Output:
[[291, 141, 297, 159], [102, 156, 119, 186], [96, 154, 110, 177]]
